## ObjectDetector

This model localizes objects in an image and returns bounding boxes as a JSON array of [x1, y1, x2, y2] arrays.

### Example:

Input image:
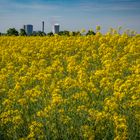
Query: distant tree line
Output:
[[0, 28, 96, 36]]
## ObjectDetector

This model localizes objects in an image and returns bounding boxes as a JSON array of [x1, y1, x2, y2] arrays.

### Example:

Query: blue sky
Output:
[[0, 0, 140, 33]]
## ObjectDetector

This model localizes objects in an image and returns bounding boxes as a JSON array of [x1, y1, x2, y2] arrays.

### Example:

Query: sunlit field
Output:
[[0, 32, 140, 140]]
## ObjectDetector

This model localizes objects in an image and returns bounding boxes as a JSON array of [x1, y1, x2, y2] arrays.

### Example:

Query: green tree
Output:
[[58, 30, 70, 36], [72, 31, 81, 36], [86, 30, 96, 36], [36, 31, 46, 36], [7, 28, 19, 36], [32, 31, 46, 36], [47, 32, 54, 36], [19, 29, 27, 36]]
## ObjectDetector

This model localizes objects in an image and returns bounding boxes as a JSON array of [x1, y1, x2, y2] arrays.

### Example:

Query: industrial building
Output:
[[22, 21, 61, 35], [53, 24, 60, 34], [23, 24, 33, 35]]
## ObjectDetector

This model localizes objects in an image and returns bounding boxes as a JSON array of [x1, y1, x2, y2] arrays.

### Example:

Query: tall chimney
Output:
[[42, 21, 44, 32], [23, 25, 26, 30]]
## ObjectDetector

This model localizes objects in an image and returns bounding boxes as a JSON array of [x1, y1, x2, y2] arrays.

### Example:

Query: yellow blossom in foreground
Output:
[[0, 33, 139, 139]]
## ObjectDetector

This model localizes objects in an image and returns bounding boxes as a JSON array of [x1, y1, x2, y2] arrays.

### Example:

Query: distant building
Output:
[[53, 24, 60, 34], [24, 24, 33, 35]]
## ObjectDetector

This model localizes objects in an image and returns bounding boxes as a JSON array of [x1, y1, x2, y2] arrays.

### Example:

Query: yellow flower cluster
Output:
[[0, 32, 140, 139]]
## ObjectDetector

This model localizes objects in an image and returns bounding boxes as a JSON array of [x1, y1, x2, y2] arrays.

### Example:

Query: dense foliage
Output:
[[0, 32, 140, 140], [6, 28, 19, 36]]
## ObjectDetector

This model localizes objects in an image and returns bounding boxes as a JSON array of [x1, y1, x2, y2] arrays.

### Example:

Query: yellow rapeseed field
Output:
[[0, 32, 140, 140]]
